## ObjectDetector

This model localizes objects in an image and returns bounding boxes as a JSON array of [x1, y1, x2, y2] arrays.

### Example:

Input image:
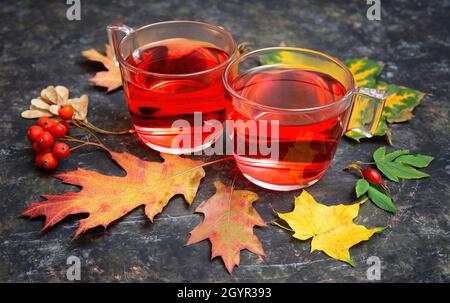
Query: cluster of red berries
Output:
[[27, 105, 74, 170]]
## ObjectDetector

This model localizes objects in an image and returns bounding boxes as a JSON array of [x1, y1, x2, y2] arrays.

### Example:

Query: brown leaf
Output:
[[30, 98, 51, 111], [21, 152, 205, 237], [21, 109, 52, 119], [82, 45, 122, 92], [70, 94, 89, 120], [55, 86, 70, 105], [187, 181, 265, 273]]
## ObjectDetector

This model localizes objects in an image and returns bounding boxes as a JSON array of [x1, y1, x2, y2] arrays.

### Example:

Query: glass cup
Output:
[[107, 21, 237, 154], [223, 47, 387, 191]]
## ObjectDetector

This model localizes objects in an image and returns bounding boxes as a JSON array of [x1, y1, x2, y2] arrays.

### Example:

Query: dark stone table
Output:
[[1, 0, 449, 282]]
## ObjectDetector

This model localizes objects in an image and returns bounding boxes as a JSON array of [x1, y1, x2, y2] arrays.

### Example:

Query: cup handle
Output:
[[346, 87, 387, 138], [107, 22, 133, 66]]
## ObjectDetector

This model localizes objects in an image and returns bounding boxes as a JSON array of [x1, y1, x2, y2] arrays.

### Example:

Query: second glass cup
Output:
[[108, 21, 237, 154], [223, 47, 386, 191]]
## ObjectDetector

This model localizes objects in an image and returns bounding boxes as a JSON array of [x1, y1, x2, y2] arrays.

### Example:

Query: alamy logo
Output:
[[66, 255, 81, 281], [366, 256, 381, 280], [367, 0, 381, 21], [170, 113, 280, 159], [66, 0, 81, 21]]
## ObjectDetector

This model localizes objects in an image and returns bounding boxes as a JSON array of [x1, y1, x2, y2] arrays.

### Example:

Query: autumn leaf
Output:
[[187, 181, 265, 273], [345, 58, 389, 142], [376, 81, 426, 123], [345, 57, 384, 88], [21, 151, 205, 237], [274, 190, 384, 265], [82, 45, 122, 92], [345, 58, 425, 144]]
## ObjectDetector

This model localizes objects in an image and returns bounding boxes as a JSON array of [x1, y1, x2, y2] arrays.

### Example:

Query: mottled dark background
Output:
[[0, 0, 449, 282]]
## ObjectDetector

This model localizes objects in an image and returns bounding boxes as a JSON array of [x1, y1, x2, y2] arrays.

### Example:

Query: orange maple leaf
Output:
[[81, 45, 122, 92], [187, 181, 266, 273], [21, 151, 205, 237]]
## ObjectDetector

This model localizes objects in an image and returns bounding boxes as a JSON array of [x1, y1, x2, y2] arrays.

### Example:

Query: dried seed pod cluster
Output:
[[21, 85, 88, 121]]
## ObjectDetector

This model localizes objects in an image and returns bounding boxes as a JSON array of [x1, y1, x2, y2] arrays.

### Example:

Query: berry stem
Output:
[[79, 119, 135, 135], [72, 120, 103, 146], [70, 142, 109, 152], [61, 135, 109, 152], [355, 161, 376, 165]]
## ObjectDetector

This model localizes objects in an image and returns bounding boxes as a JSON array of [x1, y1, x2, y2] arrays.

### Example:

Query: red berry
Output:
[[36, 131, 54, 149], [37, 117, 50, 127], [48, 122, 68, 138], [28, 125, 44, 142], [37, 117, 55, 130], [60, 120, 70, 130], [32, 142, 51, 153], [362, 168, 383, 184], [58, 105, 74, 120], [35, 152, 58, 170], [53, 142, 70, 159]]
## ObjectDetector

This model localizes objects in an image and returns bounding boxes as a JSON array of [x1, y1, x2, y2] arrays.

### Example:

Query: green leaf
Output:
[[389, 162, 429, 179], [355, 179, 370, 198], [375, 161, 399, 182], [376, 161, 430, 182], [373, 147, 386, 162], [384, 149, 409, 161], [373, 148, 431, 182], [367, 185, 397, 213], [395, 154, 434, 168]]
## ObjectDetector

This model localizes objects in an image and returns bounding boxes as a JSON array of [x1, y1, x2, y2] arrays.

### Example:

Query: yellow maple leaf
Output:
[[81, 45, 122, 92], [274, 190, 384, 265]]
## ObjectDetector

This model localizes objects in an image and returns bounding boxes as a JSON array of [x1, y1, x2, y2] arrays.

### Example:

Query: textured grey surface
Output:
[[0, 0, 449, 282]]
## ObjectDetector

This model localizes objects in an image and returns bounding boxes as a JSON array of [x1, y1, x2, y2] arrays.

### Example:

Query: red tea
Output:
[[123, 38, 230, 152], [230, 66, 349, 189]]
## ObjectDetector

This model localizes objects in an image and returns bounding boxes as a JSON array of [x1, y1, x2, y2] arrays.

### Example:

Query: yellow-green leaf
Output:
[[274, 190, 383, 265], [376, 81, 426, 123], [344, 58, 424, 144], [345, 58, 384, 88]]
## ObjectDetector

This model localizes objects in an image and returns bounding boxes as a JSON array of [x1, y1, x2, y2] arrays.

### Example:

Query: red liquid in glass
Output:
[[124, 38, 230, 152], [230, 67, 349, 189]]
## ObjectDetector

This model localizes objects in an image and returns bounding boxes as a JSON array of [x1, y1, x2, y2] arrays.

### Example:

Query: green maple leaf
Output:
[[373, 147, 433, 182]]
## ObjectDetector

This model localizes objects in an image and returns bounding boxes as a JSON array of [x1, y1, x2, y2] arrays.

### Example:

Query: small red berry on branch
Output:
[[49, 122, 68, 138], [53, 142, 70, 159], [37, 117, 55, 130], [32, 142, 50, 153], [27, 125, 44, 142], [35, 152, 58, 170], [58, 105, 74, 120], [36, 131, 54, 149]]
